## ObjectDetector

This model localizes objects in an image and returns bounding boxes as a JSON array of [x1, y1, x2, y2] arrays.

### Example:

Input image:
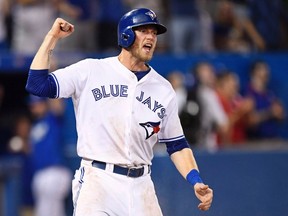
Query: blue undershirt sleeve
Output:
[[165, 138, 190, 156], [25, 69, 57, 98]]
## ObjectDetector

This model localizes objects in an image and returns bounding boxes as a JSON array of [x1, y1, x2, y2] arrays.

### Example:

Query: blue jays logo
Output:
[[139, 121, 160, 140], [145, 11, 156, 20]]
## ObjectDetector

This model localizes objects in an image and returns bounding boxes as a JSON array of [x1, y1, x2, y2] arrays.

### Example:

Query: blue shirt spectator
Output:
[[244, 60, 285, 139]]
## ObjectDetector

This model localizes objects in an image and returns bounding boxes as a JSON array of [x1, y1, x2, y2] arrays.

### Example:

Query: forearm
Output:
[[30, 34, 59, 70], [170, 148, 199, 179], [30, 17, 74, 69], [171, 148, 212, 210], [27, 18, 74, 97]]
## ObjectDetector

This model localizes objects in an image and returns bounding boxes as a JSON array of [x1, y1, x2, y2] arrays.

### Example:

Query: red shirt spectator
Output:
[[216, 71, 254, 146]]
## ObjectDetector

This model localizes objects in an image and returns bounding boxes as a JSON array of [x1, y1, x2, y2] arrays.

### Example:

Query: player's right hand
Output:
[[48, 18, 74, 39]]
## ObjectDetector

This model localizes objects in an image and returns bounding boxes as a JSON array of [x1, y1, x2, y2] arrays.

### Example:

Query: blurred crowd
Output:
[[0, 0, 288, 55], [0, 56, 72, 215], [0, 1, 288, 215], [168, 59, 286, 152]]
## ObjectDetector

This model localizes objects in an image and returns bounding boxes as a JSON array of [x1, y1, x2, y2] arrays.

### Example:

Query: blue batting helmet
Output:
[[117, 8, 167, 48]]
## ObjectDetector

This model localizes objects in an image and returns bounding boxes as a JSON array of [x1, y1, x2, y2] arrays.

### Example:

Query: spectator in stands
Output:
[[215, 71, 254, 146], [195, 0, 214, 52], [28, 95, 71, 216], [167, 70, 187, 114], [11, 0, 81, 55], [248, 0, 288, 51], [57, 0, 98, 53], [6, 113, 34, 215], [212, 0, 265, 53], [95, 0, 126, 53], [181, 62, 229, 151], [0, 0, 9, 50], [167, 0, 213, 54], [11, 0, 57, 55], [244, 60, 285, 140], [8, 114, 31, 154], [195, 62, 230, 151]]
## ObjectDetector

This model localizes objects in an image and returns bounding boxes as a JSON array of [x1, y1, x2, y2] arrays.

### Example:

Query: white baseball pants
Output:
[[72, 159, 163, 216]]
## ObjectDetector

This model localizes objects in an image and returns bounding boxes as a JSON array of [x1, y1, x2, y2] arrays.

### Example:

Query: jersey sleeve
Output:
[[158, 92, 185, 143], [51, 59, 93, 99]]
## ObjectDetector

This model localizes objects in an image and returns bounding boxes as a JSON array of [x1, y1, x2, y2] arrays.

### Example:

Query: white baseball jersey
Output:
[[51, 56, 184, 166]]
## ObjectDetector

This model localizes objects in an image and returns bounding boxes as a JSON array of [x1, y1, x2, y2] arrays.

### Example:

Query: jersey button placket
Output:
[[125, 77, 137, 161]]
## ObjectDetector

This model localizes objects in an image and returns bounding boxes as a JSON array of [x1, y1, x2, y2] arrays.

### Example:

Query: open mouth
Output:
[[143, 43, 153, 52]]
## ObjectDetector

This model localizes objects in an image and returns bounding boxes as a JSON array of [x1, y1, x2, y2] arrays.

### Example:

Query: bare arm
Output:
[[170, 148, 199, 177], [170, 148, 213, 211], [30, 18, 74, 70], [242, 19, 266, 51]]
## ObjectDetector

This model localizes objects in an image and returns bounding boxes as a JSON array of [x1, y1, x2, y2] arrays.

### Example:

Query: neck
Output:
[[118, 49, 149, 72]]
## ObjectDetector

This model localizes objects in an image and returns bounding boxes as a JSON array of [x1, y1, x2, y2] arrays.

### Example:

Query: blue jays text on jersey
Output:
[[91, 84, 166, 119], [91, 84, 128, 101], [136, 91, 166, 119]]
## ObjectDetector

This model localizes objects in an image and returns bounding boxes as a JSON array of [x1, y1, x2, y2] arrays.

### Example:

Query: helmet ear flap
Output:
[[121, 33, 129, 40], [120, 28, 135, 48]]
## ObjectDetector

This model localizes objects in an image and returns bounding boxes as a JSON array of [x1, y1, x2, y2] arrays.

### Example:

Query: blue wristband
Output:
[[186, 169, 203, 186]]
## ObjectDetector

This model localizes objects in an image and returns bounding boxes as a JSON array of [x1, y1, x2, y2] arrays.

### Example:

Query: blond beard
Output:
[[130, 43, 155, 63]]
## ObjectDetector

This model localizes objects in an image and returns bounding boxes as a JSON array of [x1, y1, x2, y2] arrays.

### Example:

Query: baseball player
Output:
[[26, 8, 213, 216]]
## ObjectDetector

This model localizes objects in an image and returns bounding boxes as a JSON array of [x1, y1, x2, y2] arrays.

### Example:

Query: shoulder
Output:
[[149, 67, 175, 91], [62, 58, 99, 71]]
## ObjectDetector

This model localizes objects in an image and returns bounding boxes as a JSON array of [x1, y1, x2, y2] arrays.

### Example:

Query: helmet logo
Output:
[[145, 11, 156, 20]]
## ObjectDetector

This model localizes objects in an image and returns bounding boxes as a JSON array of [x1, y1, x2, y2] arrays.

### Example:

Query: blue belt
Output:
[[91, 160, 149, 178]]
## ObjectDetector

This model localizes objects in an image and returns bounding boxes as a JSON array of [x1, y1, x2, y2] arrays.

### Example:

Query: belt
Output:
[[91, 160, 149, 178]]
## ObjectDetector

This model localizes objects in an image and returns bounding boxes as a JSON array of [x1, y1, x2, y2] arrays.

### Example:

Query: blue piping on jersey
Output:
[[158, 135, 185, 143], [50, 73, 60, 98]]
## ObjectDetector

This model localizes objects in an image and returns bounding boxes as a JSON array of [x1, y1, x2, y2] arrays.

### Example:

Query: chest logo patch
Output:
[[139, 121, 160, 140]]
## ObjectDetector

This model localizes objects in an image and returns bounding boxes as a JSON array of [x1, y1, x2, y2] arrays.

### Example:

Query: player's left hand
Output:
[[194, 183, 213, 211]]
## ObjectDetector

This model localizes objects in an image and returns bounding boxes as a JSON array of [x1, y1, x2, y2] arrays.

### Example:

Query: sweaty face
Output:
[[130, 25, 158, 62]]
